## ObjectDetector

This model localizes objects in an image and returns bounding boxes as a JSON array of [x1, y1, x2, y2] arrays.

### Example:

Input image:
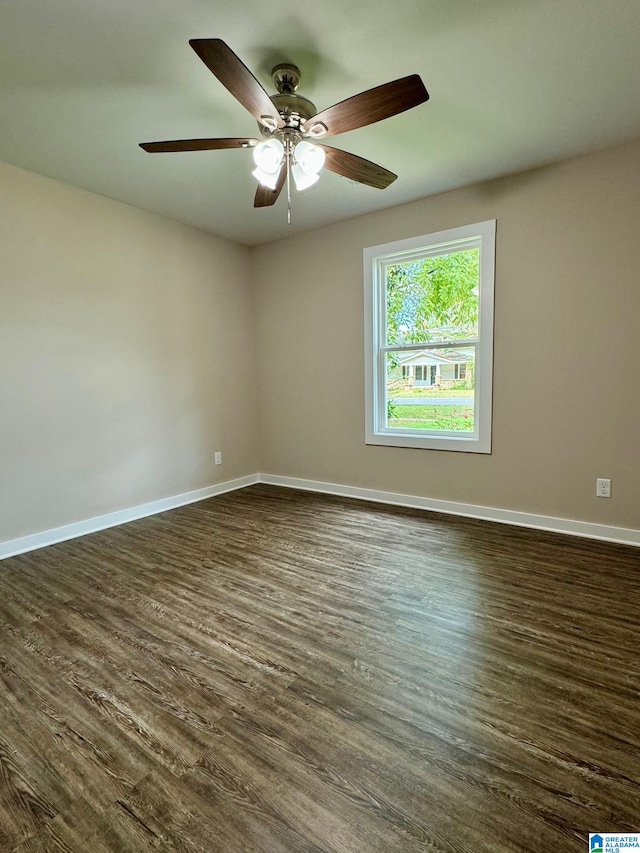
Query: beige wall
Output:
[[251, 138, 640, 530], [0, 161, 257, 542], [3, 138, 639, 546]]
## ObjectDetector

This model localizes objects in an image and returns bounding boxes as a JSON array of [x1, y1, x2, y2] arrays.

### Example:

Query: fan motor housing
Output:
[[264, 92, 317, 134], [258, 62, 317, 135]]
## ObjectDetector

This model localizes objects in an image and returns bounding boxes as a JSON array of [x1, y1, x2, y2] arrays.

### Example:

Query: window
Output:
[[364, 220, 495, 453], [455, 364, 467, 381]]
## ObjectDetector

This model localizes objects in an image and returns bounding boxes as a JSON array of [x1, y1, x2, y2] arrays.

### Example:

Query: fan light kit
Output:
[[140, 40, 429, 222]]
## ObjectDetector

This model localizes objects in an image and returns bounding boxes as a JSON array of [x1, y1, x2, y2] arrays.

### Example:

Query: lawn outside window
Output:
[[364, 220, 496, 453]]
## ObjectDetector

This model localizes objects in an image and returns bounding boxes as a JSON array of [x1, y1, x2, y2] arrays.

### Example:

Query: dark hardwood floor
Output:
[[1, 485, 639, 852]]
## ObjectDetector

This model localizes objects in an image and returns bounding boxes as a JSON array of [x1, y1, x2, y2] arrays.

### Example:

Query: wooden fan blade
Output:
[[321, 146, 397, 189], [254, 161, 287, 207], [140, 138, 259, 153], [304, 75, 428, 139], [189, 39, 284, 131]]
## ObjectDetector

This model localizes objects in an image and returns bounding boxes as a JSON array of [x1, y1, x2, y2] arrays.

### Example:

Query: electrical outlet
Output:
[[215, 451, 222, 466], [596, 478, 611, 498]]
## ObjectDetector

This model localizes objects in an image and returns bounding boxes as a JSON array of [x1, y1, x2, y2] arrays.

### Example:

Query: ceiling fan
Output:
[[140, 39, 429, 214]]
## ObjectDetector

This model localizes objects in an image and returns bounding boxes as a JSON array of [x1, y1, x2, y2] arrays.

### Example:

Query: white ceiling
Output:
[[1, 0, 639, 246]]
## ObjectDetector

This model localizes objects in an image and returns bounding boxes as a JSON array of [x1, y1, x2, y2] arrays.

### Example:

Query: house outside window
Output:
[[364, 220, 495, 453]]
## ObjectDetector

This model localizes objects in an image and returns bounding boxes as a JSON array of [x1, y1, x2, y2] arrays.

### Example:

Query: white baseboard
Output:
[[259, 473, 640, 548], [0, 474, 259, 560], [3, 470, 638, 560]]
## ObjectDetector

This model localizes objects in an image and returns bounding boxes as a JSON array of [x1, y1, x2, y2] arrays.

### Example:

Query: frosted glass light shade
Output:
[[252, 167, 279, 190], [253, 138, 284, 173], [294, 141, 325, 175], [292, 164, 319, 191]]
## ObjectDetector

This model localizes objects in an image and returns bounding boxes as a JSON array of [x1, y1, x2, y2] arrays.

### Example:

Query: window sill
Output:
[[365, 429, 491, 453]]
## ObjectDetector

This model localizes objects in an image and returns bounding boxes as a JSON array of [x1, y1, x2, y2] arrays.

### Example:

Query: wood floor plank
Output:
[[1, 484, 639, 851]]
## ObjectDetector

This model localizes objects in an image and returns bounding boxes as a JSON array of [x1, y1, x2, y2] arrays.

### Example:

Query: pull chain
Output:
[[286, 141, 292, 225]]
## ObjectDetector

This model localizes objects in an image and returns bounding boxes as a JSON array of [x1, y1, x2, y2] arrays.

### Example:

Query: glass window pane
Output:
[[385, 249, 479, 346], [386, 347, 476, 432]]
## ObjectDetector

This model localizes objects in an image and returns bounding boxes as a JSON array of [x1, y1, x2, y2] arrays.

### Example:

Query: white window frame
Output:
[[364, 219, 495, 453]]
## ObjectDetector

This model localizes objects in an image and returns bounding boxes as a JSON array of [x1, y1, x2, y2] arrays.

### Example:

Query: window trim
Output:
[[364, 219, 496, 453]]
